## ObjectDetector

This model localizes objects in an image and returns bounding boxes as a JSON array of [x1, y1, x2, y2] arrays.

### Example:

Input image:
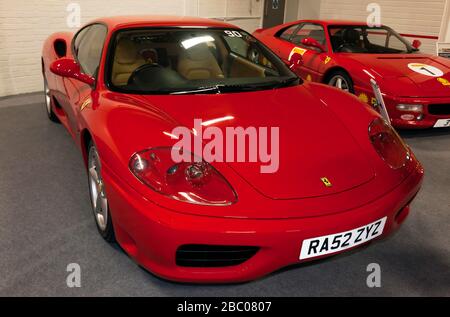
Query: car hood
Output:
[[344, 54, 450, 97], [129, 85, 375, 200]]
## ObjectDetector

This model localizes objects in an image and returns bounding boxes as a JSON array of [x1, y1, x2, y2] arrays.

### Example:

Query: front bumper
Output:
[[354, 87, 450, 129], [386, 96, 450, 129], [102, 163, 423, 284]]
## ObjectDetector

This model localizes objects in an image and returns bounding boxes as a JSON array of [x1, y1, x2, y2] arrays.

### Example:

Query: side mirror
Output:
[[50, 58, 95, 86], [412, 39, 422, 50], [301, 37, 326, 52]]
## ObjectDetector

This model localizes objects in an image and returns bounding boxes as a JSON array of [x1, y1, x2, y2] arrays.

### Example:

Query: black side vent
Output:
[[429, 104, 450, 115], [54, 39, 67, 58], [176, 245, 259, 268]]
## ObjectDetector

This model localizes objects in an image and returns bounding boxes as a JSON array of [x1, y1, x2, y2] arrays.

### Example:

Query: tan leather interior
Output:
[[229, 55, 266, 78], [177, 44, 224, 80], [112, 38, 146, 86]]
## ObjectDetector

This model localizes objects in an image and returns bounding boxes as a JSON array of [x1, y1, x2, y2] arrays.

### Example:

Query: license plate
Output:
[[299, 217, 387, 260], [434, 119, 450, 128]]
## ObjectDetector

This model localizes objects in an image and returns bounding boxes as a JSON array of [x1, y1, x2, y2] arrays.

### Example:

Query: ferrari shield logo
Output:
[[321, 177, 332, 187]]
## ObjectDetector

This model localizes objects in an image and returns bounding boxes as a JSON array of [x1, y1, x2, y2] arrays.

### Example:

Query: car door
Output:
[[271, 23, 302, 63], [62, 24, 107, 136], [277, 23, 329, 81]]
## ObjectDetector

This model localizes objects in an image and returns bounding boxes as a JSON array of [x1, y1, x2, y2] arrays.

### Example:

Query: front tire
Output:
[[43, 76, 60, 123], [87, 141, 115, 242], [327, 70, 354, 93]]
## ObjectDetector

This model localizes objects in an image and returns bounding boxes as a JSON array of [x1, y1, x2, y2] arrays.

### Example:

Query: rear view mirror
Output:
[[50, 58, 95, 86]]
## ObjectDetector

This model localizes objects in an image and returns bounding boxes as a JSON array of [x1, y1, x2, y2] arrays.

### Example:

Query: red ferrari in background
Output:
[[42, 16, 423, 283], [254, 20, 450, 129]]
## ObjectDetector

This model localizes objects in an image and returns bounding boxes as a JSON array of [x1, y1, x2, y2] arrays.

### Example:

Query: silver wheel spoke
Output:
[[95, 195, 102, 213], [89, 166, 99, 184], [88, 146, 108, 232], [44, 80, 51, 114], [330, 75, 350, 92]]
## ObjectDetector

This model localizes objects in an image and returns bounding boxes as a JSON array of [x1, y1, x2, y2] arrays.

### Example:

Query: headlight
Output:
[[396, 104, 423, 112], [129, 147, 237, 206], [369, 118, 410, 169]]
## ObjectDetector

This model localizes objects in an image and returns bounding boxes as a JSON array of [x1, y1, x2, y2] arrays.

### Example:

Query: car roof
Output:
[[90, 15, 237, 30], [298, 19, 384, 27]]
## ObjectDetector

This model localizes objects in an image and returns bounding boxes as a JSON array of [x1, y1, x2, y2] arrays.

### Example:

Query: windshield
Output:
[[107, 28, 299, 94], [328, 25, 416, 54]]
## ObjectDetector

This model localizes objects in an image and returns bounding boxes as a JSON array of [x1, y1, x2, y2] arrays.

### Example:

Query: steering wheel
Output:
[[248, 48, 260, 64], [128, 63, 162, 84]]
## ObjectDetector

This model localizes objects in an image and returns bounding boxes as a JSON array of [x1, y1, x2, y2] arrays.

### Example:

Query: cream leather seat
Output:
[[177, 44, 224, 80], [112, 39, 146, 86]]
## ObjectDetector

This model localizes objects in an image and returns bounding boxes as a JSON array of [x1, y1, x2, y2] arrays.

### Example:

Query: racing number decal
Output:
[[224, 30, 242, 38], [408, 63, 444, 77]]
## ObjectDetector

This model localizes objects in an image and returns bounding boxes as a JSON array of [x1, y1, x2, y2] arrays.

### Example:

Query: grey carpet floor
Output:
[[0, 93, 449, 296]]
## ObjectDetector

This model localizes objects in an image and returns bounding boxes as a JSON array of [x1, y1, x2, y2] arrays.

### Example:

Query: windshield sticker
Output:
[[437, 77, 450, 86], [408, 63, 444, 77], [224, 30, 242, 37]]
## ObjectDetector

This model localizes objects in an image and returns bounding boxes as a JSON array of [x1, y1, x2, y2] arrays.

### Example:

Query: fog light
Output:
[[400, 114, 415, 121], [396, 104, 423, 112]]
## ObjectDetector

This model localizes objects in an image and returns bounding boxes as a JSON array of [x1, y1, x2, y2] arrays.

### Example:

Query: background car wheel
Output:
[[327, 70, 354, 93], [43, 76, 60, 123], [88, 141, 115, 242]]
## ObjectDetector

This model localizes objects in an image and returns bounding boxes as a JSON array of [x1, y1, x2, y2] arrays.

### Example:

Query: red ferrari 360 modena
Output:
[[254, 20, 450, 129], [42, 16, 423, 283]]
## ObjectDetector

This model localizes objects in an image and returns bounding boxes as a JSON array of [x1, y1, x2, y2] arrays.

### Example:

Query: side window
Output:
[[292, 24, 326, 48], [223, 33, 276, 70], [366, 29, 388, 47], [387, 34, 407, 51], [224, 32, 249, 57], [279, 24, 299, 41], [74, 24, 107, 77], [73, 26, 90, 57]]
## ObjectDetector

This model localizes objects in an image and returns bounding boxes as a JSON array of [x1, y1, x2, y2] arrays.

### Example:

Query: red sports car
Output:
[[42, 16, 423, 283], [254, 20, 450, 129]]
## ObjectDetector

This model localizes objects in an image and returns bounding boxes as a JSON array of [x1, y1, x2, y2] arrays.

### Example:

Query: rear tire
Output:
[[43, 76, 60, 123], [87, 141, 116, 242], [326, 70, 354, 94]]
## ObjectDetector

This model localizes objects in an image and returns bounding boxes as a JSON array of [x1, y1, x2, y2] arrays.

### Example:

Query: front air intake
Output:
[[176, 245, 259, 267], [428, 104, 450, 115]]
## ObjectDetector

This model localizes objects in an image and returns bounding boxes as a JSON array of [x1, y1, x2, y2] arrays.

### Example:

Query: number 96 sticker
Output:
[[408, 63, 444, 77]]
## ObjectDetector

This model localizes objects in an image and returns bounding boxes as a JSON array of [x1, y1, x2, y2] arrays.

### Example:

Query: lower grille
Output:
[[176, 245, 259, 267], [428, 104, 450, 115]]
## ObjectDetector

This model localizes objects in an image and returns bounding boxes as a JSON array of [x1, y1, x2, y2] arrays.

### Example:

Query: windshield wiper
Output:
[[170, 86, 222, 95], [169, 78, 300, 95]]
